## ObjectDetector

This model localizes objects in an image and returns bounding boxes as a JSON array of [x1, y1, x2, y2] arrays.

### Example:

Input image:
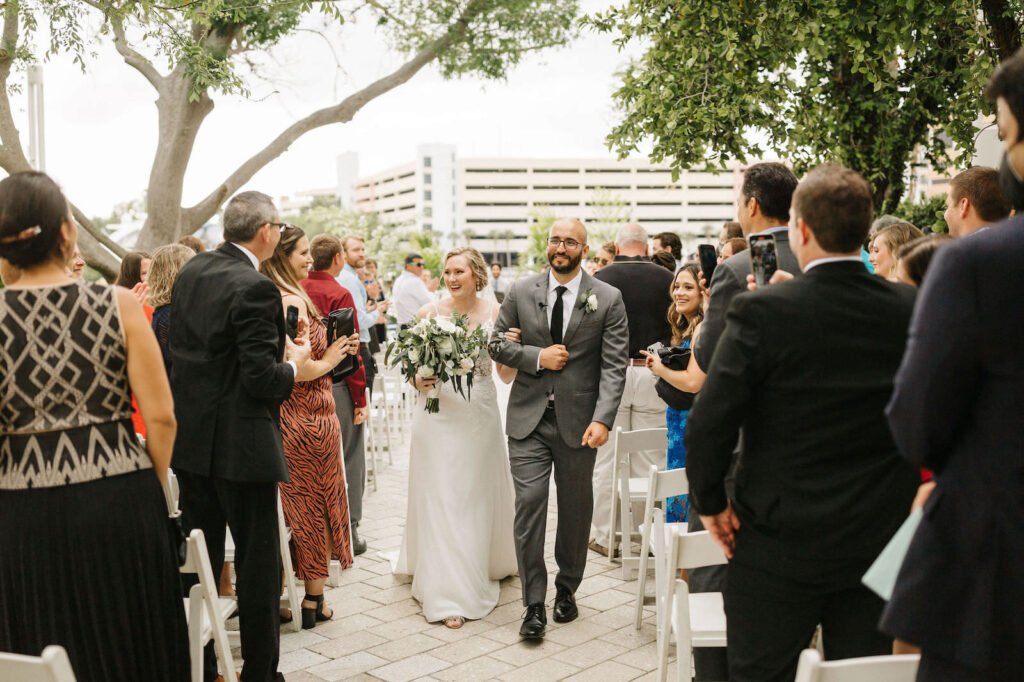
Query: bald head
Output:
[[551, 218, 588, 244], [615, 222, 648, 256], [547, 217, 590, 279]]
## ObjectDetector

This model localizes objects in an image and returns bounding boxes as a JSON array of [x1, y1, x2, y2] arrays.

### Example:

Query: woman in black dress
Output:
[[0, 172, 189, 681]]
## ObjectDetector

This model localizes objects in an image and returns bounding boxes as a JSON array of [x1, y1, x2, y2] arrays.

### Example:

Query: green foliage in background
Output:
[[586, 0, 1023, 213], [894, 193, 949, 233], [296, 203, 406, 278], [524, 206, 557, 271]]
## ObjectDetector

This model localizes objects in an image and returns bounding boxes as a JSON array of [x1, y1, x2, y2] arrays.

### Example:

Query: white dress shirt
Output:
[[802, 255, 864, 273], [229, 241, 296, 379], [535, 270, 583, 373], [393, 270, 436, 325]]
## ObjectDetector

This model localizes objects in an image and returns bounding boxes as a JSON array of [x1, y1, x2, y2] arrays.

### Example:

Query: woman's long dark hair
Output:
[[115, 251, 151, 288], [667, 261, 704, 346]]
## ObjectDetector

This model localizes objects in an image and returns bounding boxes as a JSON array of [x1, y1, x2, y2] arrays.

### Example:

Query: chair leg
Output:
[[620, 471, 635, 580], [188, 585, 203, 682], [608, 463, 619, 565], [635, 517, 652, 630]]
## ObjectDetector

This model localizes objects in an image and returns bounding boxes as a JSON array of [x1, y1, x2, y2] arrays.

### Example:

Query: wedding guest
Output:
[[490, 261, 507, 302], [148, 244, 195, 376], [894, 234, 952, 287], [68, 245, 86, 278], [880, 55, 1024, 681], [592, 241, 616, 271], [421, 267, 440, 292], [0, 171, 188, 681], [651, 250, 677, 271], [687, 164, 918, 681], [336, 235, 382, 391], [177, 235, 206, 253], [590, 223, 674, 557], [719, 237, 747, 261], [943, 166, 1010, 238], [642, 262, 705, 522], [170, 191, 310, 681], [870, 214, 903, 234], [393, 252, 435, 329], [304, 233, 370, 556], [652, 231, 683, 270], [869, 222, 923, 279], [719, 221, 743, 245], [115, 250, 151, 288], [364, 258, 388, 345], [261, 225, 358, 629]]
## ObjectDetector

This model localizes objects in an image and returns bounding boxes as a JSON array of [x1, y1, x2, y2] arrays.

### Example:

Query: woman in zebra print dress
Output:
[[261, 225, 361, 629]]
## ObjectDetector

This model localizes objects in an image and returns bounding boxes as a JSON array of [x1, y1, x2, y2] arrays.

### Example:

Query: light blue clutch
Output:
[[862, 507, 923, 601]]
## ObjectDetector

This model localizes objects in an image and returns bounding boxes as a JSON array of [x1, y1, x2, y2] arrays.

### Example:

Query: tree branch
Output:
[[183, 1, 483, 228], [83, 0, 165, 90]]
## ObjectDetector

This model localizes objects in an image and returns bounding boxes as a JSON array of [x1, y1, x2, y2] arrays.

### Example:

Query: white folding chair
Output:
[[180, 529, 238, 682], [609, 426, 669, 579], [794, 649, 921, 682], [656, 529, 728, 682], [363, 387, 382, 492], [223, 494, 303, 639], [0, 646, 77, 682], [635, 465, 689, 629], [370, 372, 395, 464]]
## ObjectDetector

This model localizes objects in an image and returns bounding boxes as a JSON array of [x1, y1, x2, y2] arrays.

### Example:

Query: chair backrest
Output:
[[649, 465, 688, 501], [615, 426, 669, 456], [0, 645, 78, 682], [668, 529, 728, 571], [163, 470, 180, 516], [794, 649, 920, 682]]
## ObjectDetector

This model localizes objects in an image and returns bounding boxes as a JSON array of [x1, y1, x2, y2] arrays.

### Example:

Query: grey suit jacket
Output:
[[488, 270, 629, 447]]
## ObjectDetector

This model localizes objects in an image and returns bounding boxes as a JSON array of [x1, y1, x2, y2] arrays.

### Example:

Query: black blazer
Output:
[[168, 243, 294, 482], [692, 229, 800, 371], [685, 261, 919, 582], [594, 255, 674, 356], [881, 221, 1024, 676]]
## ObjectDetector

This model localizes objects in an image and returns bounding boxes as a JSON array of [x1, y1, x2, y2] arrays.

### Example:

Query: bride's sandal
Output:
[[301, 594, 333, 630], [443, 615, 465, 629]]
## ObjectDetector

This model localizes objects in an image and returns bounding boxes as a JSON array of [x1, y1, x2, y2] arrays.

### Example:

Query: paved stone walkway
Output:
[[268, 426, 681, 681]]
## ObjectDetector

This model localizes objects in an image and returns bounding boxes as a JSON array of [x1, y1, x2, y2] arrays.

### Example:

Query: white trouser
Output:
[[590, 365, 667, 547]]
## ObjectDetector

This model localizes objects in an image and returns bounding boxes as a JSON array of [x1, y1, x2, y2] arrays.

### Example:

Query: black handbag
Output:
[[654, 345, 696, 411], [168, 511, 187, 567], [325, 308, 359, 383]]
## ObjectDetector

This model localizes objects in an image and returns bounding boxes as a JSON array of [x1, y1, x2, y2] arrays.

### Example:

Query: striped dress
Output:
[[279, 316, 353, 579]]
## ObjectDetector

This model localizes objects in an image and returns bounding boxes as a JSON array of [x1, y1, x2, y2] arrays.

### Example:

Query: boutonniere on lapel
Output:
[[581, 288, 598, 314]]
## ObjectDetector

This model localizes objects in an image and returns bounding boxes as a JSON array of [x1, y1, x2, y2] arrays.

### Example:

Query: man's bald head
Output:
[[551, 218, 588, 245]]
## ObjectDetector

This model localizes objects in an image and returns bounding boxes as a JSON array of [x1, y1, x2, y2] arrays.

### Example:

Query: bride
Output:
[[395, 247, 519, 629]]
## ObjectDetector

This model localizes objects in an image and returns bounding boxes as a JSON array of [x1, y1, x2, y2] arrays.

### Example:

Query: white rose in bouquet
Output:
[[435, 317, 458, 334], [416, 365, 434, 378], [438, 337, 454, 355], [460, 357, 476, 372], [408, 348, 420, 363]]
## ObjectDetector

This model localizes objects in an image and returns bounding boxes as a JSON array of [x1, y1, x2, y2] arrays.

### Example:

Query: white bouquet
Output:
[[385, 312, 488, 414]]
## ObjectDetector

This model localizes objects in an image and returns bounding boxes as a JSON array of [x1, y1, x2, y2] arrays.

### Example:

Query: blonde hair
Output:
[[443, 247, 489, 291], [147, 244, 195, 307], [260, 225, 320, 317]]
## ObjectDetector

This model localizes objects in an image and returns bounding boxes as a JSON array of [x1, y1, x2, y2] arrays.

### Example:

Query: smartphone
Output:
[[285, 305, 299, 341], [697, 244, 718, 284], [748, 233, 778, 287]]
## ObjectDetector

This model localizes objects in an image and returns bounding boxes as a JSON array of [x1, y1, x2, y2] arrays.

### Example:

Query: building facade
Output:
[[339, 145, 745, 264]]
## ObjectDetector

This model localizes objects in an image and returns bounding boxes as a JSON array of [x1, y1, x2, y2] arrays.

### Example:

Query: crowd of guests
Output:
[[1, 50, 1022, 682]]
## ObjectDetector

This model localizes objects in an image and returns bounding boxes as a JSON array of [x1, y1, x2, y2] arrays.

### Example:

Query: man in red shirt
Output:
[[303, 234, 370, 555]]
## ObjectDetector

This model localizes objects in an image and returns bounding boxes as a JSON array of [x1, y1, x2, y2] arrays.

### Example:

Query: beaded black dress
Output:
[[0, 281, 188, 682]]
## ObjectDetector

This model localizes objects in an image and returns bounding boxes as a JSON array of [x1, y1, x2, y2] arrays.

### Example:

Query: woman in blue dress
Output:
[[645, 262, 705, 522]]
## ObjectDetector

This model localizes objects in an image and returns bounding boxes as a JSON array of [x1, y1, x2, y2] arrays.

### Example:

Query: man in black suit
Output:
[[880, 55, 1024, 681], [685, 165, 919, 682], [170, 191, 310, 682], [686, 161, 798, 680]]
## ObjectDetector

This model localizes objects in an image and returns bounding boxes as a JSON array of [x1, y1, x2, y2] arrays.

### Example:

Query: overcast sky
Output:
[[11, 2, 643, 218]]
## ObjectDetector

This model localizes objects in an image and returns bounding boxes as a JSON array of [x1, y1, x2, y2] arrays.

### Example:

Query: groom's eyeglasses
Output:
[[548, 237, 584, 250]]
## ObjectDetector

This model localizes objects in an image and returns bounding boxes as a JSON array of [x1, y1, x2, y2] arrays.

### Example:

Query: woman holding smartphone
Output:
[[642, 262, 705, 522], [260, 225, 360, 629]]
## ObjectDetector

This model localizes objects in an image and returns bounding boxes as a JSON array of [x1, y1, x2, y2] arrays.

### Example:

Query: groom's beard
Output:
[[548, 251, 582, 274]]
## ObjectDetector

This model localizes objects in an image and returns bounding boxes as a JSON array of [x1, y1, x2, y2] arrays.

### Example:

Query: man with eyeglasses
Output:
[[392, 252, 436, 330], [589, 222, 675, 558]]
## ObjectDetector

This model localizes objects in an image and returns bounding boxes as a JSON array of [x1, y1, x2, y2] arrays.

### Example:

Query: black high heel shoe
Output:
[[301, 593, 332, 630]]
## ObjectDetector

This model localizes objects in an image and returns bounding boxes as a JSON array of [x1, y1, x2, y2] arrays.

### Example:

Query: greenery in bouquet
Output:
[[385, 312, 489, 414]]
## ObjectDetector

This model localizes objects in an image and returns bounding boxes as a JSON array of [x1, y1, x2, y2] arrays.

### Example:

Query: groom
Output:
[[489, 218, 628, 639]]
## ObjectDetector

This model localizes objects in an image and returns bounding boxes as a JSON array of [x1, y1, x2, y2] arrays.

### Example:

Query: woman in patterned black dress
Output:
[[0, 172, 188, 680], [260, 225, 360, 629]]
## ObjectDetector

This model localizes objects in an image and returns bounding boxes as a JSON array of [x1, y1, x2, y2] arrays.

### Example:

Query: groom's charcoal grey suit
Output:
[[489, 269, 628, 605]]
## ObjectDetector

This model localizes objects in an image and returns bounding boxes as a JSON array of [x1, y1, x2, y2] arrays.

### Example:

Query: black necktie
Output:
[[550, 286, 567, 344]]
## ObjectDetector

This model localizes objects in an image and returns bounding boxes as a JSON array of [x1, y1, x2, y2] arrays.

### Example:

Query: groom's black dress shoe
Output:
[[553, 587, 578, 623], [520, 603, 546, 639]]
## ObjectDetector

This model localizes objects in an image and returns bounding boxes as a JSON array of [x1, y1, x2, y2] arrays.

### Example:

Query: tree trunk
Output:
[[137, 68, 215, 252], [982, 0, 1022, 62]]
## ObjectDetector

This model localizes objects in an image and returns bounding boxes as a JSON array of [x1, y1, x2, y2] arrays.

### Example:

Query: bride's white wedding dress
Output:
[[395, 320, 518, 622]]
